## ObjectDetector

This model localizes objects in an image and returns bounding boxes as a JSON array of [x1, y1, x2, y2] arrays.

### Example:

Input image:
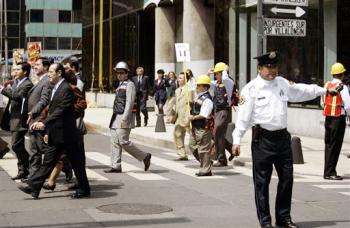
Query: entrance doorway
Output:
[[338, 0, 350, 74]]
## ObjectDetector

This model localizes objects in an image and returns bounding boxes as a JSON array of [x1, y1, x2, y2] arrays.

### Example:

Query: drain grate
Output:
[[97, 203, 173, 215]]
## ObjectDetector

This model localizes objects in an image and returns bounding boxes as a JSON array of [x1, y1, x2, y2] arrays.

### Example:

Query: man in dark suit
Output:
[[0, 62, 33, 180], [18, 63, 90, 199], [26, 57, 52, 178], [132, 67, 149, 127]]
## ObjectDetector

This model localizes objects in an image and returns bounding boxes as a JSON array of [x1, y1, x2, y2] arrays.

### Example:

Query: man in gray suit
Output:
[[104, 61, 151, 173], [26, 57, 52, 178], [0, 62, 33, 180]]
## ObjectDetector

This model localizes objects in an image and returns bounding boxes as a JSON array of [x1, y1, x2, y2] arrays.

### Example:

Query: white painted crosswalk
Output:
[[0, 150, 349, 197]]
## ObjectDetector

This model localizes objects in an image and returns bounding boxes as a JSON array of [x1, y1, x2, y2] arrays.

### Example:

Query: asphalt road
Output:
[[0, 131, 349, 228]]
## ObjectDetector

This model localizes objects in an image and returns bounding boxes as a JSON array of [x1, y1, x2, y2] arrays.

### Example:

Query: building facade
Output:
[[82, 0, 350, 140]]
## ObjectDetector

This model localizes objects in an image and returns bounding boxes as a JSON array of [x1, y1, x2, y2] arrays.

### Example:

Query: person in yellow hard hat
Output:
[[188, 75, 214, 176], [321, 62, 350, 180], [211, 62, 236, 167]]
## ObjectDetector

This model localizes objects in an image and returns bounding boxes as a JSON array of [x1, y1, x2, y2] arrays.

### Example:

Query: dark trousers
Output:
[[29, 138, 90, 194], [214, 109, 232, 164], [251, 128, 293, 226], [135, 97, 148, 125], [11, 131, 29, 174], [28, 131, 46, 177], [324, 115, 346, 177]]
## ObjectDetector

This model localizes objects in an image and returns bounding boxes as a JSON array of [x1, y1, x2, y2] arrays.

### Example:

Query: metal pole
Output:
[[257, 0, 264, 56], [91, 0, 96, 91], [4, 0, 8, 78], [98, 0, 104, 92], [0, 0, 3, 83]]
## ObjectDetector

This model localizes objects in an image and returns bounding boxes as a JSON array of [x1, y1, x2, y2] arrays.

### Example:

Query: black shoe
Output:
[[276, 220, 299, 228], [21, 178, 29, 184], [213, 161, 227, 167], [324, 175, 343, 180], [228, 153, 235, 161], [12, 172, 28, 181], [67, 183, 79, 191], [104, 168, 122, 173], [195, 171, 212, 177], [261, 224, 273, 228], [70, 191, 90, 199], [0, 147, 10, 159], [64, 169, 73, 183], [143, 153, 151, 171], [18, 185, 40, 199], [43, 183, 56, 191], [175, 157, 189, 161]]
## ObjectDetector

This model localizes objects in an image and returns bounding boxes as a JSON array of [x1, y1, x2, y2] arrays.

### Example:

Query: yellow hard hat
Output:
[[331, 63, 346, 75], [196, 74, 211, 85], [214, 62, 227, 73]]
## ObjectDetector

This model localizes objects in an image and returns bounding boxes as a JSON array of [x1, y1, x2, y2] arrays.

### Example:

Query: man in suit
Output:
[[26, 57, 52, 178], [104, 61, 151, 173], [0, 62, 33, 180], [18, 63, 90, 199], [132, 67, 149, 127]]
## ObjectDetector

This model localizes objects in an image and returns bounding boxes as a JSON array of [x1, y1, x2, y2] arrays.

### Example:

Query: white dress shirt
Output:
[[50, 79, 65, 101], [233, 75, 327, 145], [320, 78, 350, 115]]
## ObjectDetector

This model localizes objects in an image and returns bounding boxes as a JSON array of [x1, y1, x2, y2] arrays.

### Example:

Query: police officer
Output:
[[321, 62, 350, 180], [189, 75, 214, 176], [232, 52, 339, 228], [211, 62, 235, 167], [104, 61, 151, 173]]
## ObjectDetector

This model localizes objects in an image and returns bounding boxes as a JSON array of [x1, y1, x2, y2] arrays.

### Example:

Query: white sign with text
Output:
[[264, 18, 306, 37], [264, 0, 308, 7], [175, 43, 191, 62]]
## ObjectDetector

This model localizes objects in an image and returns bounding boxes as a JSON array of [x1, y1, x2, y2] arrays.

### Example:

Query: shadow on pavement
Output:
[[298, 220, 350, 228]]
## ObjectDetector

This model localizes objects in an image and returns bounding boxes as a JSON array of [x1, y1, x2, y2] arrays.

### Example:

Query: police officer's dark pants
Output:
[[214, 109, 232, 164], [28, 131, 45, 177], [136, 97, 148, 125], [324, 116, 346, 177], [11, 131, 29, 174], [251, 128, 293, 226]]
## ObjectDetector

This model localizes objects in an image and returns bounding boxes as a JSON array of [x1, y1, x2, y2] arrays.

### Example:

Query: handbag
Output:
[[76, 117, 87, 135]]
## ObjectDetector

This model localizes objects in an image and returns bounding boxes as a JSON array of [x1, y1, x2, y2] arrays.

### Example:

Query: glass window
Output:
[[8, 38, 19, 50], [44, 10, 58, 23], [58, 38, 71, 50], [73, 10, 82, 23], [7, 25, 19, 38], [30, 10, 44, 22], [29, 37, 44, 44], [72, 38, 82, 50], [44, 37, 57, 50], [7, 0, 19, 10], [7, 12, 20, 24], [59, 11, 72, 23]]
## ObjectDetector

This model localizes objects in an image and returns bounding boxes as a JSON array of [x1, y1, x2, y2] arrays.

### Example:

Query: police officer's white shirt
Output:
[[320, 78, 350, 115], [233, 75, 327, 145], [196, 91, 213, 119]]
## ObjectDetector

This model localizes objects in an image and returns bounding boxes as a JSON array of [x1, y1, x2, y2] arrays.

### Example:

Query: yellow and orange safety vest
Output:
[[323, 81, 342, 117]]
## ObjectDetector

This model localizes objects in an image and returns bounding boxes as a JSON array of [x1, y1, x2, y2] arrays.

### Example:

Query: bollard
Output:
[[291, 136, 304, 164], [155, 114, 166, 132], [225, 123, 235, 145]]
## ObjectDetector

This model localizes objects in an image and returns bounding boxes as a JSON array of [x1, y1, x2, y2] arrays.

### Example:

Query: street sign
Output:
[[264, 18, 306, 37], [264, 0, 308, 7], [270, 6, 306, 17], [175, 43, 191, 62]]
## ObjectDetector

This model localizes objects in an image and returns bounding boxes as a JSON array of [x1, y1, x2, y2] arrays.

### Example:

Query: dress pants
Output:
[[189, 128, 212, 174], [28, 131, 45, 177], [135, 97, 148, 125], [110, 128, 148, 169], [173, 124, 189, 159], [251, 128, 293, 226], [214, 109, 232, 164], [324, 115, 346, 177], [11, 131, 29, 174]]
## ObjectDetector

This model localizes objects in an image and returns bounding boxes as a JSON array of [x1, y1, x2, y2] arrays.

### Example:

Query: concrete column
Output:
[[155, 6, 175, 78], [183, 0, 214, 77]]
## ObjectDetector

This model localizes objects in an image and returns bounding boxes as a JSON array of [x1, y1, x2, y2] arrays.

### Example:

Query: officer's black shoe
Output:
[[70, 191, 90, 199], [195, 171, 212, 177], [276, 219, 299, 228], [18, 185, 40, 199], [43, 183, 56, 191], [143, 153, 151, 171], [213, 161, 227, 167], [0, 147, 10, 159], [324, 175, 343, 180], [11, 172, 28, 181], [104, 168, 122, 173], [261, 224, 273, 228]]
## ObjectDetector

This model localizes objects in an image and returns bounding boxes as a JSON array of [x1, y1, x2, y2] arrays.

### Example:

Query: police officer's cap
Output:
[[254, 51, 278, 66]]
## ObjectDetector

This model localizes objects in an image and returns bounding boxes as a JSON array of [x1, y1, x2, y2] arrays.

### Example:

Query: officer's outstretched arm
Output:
[[287, 80, 327, 103]]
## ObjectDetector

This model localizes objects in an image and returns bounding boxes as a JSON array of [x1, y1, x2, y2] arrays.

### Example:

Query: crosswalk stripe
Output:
[[86, 152, 169, 181], [313, 184, 350, 189], [339, 192, 350, 196], [86, 169, 109, 181], [0, 153, 18, 179]]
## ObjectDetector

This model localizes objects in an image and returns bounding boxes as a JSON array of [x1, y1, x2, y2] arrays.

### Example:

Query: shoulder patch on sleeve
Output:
[[239, 95, 246, 105]]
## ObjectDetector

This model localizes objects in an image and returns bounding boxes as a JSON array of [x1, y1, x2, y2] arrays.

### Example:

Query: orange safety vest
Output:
[[323, 82, 342, 117]]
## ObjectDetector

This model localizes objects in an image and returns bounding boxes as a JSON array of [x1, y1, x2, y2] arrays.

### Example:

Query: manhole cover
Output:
[[97, 203, 173, 215]]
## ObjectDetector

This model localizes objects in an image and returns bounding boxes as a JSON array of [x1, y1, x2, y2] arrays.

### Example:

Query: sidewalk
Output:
[[84, 107, 350, 178]]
